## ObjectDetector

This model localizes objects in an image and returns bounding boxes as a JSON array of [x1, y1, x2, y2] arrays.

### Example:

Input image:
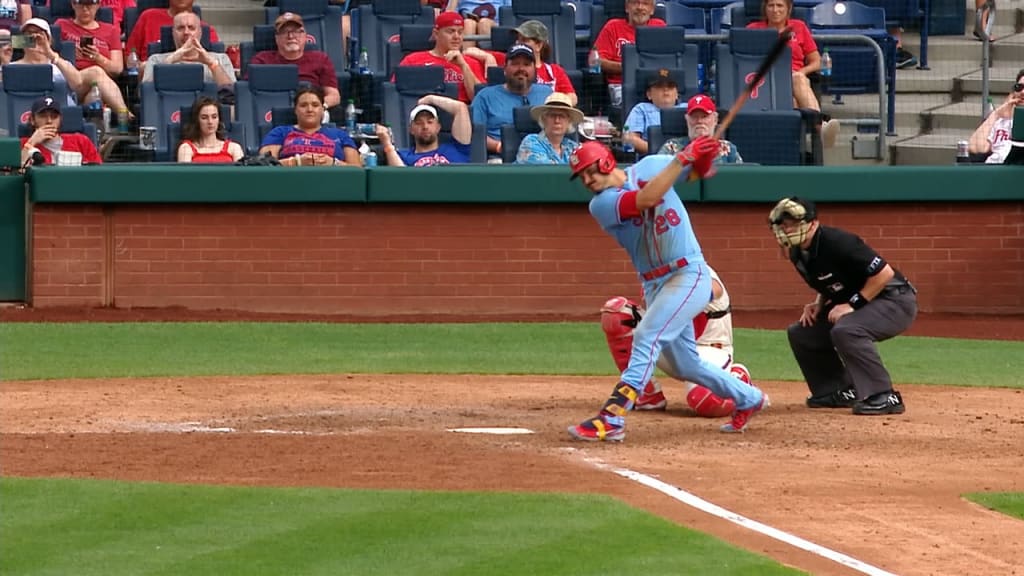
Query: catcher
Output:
[[601, 266, 752, 417]]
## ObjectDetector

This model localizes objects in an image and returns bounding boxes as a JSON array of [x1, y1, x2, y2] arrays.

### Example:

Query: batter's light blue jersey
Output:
[[588, 155, 705, 278]]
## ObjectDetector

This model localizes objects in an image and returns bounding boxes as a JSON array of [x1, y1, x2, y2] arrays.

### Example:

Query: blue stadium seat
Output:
[[387, 24, 434, 79], [239, 25, 278, 80], [235, 64, 299, 154], [665, 2, 707, 31], [139, 64, 218, 161], [714, 28, 793, 113], [0, 64, 70, 137], [645, 107, 688, 153], [354, 0, 434, 76], [499, 105, 543, 164], [264, 0, 345, 71], [166, 103, 245, 161], [724, 109, 805, 165], [17, 105, 99, 153], [498, 0, 576, 69], [621, 26, 700, 120], [856, 0, 928, 66]]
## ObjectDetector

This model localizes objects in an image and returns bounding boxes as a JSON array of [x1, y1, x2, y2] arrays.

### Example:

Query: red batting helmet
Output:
[[569, 141, 616, 180]]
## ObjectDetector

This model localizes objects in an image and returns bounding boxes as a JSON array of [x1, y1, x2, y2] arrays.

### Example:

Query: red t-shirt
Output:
[[125, 9, 220, 61], [55, 19, 123, 70], [397, 50, 486, 104], [247, 50, 339, 89], [537, 61, 574, 95], [100, 0, 135, 30], [21, 133, 103, 165], [746, 19, 817, 72], [593, 17, 667, 84]]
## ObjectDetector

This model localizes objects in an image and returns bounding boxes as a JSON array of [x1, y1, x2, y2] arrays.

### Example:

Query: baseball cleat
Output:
[[634, 380, 667, 411], [852, 390, 905, 415], [806, 387, 858, 409], [720, 392, 769, 433], [568, 415, 625, 442]]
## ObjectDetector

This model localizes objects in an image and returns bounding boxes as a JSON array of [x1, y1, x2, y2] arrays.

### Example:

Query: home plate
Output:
[[447, 427, 535, 435]]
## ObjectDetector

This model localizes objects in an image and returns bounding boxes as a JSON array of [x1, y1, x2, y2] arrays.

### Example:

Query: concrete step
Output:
[[888, 130, 974, 165], [921, 98, 993, 131], [900, 31, 1024, 63]]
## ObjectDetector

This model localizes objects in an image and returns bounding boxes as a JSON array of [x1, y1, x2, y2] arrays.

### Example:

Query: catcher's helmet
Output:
[[569, 141, 616, 180]]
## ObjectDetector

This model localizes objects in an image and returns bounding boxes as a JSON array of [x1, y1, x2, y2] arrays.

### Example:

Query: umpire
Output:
[[768, 197, 917, 415]]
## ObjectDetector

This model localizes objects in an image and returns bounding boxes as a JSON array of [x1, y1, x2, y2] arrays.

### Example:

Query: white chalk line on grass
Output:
[[580, 454, 899, 576]]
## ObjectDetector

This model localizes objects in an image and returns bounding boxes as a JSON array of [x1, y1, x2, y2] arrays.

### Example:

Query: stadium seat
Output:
[[264, 0, 345, 71], [34, 0, 114, 25], [386, 24, 434, 79], [498, 0, 576, 70], [714, 28, 793, 113], [724, 109, 806, 165], [166, 103, 245, 161], [354, 0, 434, 77], [17, 105, 99, 153], [620, 26, 700, 120], [139, 64, 218, 161], [235, 64, 299, 155], [665, 2, 707, 31], [645, 107, 687, 154], [0, 64, 70, 137], [855, 0, 927, 66], [239, 25, 279, 80], [499, 105, 543, 164]]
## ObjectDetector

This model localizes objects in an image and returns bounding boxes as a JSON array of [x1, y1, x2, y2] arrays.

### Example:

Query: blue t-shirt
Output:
[[261, 125, 356, 161], [400, 141, 471, 166], [588, 155, 704, 279], [471, 83, 553, 139], [515, 133, 579, 165], [624, 102, 686, 139]]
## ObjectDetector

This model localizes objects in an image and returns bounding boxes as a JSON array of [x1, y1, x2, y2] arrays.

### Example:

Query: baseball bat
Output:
[[713, 26, 794, 139]]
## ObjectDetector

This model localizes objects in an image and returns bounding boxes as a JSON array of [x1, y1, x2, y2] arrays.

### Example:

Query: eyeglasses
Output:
[[1014, 82, 1024, 93], [277, 28, 305, 37]]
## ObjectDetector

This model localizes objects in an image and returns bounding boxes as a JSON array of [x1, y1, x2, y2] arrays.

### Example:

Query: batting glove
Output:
[[677, 136, 719, 180]]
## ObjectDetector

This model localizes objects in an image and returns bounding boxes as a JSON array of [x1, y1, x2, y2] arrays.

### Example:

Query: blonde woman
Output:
[[516, 92, 582, 164]]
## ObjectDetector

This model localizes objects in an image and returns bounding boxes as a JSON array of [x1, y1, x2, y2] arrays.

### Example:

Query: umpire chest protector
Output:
[[789, 226, 896, 306]]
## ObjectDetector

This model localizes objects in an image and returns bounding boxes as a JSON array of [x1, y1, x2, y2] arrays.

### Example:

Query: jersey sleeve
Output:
[[327, 128, 357, 160], [260, 125, 289, 149], [794, 20, 818, 56], [589, 189, 629, 229], [593, 20, 618, 60], [837, 229, 887, 276]]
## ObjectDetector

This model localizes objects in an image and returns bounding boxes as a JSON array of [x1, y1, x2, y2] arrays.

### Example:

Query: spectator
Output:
[[56, 0, 131, 115], [746, 0, 840, 147], [177, 95, 244, 163], [125, 0, 220, 62], [516, 92, 581, 164], [0, 0, 30, 32], [397, 11, 486, 104], [514, 19, 576, 105], [968, 68, 1024, 164], [258, 86, 362, 167], [658, 94, 743, 164], [9, 19, 84, 107], [141, 12, 234, 88], [378, 94, 472, 167], [592, 0, 666, 107], [472, 43, 552, 156], [0, 29, 12, 68], [20, 96, 102, 165], [249, 13, 342, 117], [623, 68, 685, 156], [890, 29, 916, 70], [450, 0, 510, 47]]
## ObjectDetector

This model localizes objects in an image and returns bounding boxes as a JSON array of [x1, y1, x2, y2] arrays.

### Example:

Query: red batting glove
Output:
[[677, 136, 719, 180]]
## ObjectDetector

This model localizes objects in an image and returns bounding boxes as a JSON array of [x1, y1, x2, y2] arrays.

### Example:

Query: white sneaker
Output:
[[822, 119, 840, 149]]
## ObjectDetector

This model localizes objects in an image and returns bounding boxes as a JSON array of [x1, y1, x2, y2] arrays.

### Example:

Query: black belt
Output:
[[882, 283, 916, 296], [706, 306, 731, 319]]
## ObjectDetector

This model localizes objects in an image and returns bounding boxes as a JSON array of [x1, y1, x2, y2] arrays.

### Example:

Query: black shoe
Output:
[[852, 390, 905, 415], [895, 49, 917, 69], [806, 387, 858, 409]]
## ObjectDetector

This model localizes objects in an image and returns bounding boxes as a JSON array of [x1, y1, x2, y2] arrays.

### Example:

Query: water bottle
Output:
[[622, 125, 634, 154], [126, 49, 139, 77], [821, 48, 832, 79], [358, 47, 370, 75], [345, 99, 357, 133], [87, 82, 102, 111], [364, 148, 377, 167], [587, 49, 600, 74], [696, 63, 705, 94]]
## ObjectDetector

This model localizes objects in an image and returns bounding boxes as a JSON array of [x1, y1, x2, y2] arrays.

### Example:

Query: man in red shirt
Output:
[[20, 96, 103, 166], [125, 0, 219, 62], [248, 12, 341, 115], [592, 0, 665, 106], [397, 11, 485, 104]]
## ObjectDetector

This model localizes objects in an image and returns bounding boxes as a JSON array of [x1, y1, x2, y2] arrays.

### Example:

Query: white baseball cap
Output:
[[22, 17, 52, 37], [409, 104, 438, 122]]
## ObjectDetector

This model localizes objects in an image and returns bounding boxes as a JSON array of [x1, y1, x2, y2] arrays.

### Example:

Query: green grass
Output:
[[1, 322, 1022, 387], [966, 493, 1024, 521], [0, 477, 805, 576]]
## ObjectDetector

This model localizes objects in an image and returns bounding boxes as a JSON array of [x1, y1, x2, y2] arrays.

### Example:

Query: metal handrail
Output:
[[976, 0, 996, 118]]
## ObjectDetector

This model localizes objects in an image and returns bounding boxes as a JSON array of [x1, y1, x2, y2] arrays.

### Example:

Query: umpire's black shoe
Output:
[[852, 390, 905, 415], [806, 387, 857, 409]]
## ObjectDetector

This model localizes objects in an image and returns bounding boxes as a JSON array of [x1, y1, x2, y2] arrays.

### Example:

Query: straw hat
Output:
[[530, 92, 584, 125]]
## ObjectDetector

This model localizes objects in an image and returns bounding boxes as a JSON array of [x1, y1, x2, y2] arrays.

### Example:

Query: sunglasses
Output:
[[1014, 82, 1024, 93]]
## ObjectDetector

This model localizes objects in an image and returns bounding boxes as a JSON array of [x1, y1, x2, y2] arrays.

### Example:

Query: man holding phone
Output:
[[56, 0, 130, 117]]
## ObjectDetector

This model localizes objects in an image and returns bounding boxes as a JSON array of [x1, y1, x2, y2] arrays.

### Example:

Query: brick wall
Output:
[[30, 201, 1024, 314]]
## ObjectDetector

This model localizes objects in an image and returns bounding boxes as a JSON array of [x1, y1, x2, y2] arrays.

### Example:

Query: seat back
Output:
[[235, 64, 300, 154], [724, 109, 804, 165], [646, 106, 689, 154], [265, 0, 345, 70], [140, 64, 218, 160], [621, 27, 699, 117], [0, 64, 70, 136], [665, 3, 707, 31], [568, 0, 593, 43], [17, 105, 100, 152], [386, 23, 433, 78], [499, 105, 542, 164], [381, 65, 457, 150], [240, 24, 279, 79], [855, 0, 921, 28], [497, 0, 576, 69], [714, 28, 793, 112], [355, 0, 434, 76], [810, 0, 884, 28]]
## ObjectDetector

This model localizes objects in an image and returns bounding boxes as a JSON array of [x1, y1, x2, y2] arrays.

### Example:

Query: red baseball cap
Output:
[[434, 11, 464, 30], [687, 94, 716, 115]]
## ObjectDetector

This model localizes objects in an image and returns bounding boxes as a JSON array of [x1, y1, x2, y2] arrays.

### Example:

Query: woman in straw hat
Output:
[[516, 92, 583, 164]]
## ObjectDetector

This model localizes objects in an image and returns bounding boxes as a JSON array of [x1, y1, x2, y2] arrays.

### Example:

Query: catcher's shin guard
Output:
[[601, 296, 643, 372], [568, 383, 638, 442], [729, 363, 752, 385]]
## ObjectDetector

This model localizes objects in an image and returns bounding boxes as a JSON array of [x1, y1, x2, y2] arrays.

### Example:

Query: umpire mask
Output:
[[768, 197, 816, 249]]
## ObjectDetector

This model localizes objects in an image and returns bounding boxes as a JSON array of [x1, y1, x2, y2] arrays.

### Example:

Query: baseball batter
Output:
[[567, 138, 768, 442], [601, 266, 753, 417]]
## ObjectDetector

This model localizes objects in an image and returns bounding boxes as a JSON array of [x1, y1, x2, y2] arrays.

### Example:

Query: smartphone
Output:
[[80, 36, 94, 49], [11, 34, 36, 49]]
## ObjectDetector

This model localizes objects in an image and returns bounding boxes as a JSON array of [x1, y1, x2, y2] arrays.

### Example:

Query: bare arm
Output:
[[177, 142, 194, 163], [227, 142, 244, 161], [342, 145, 362, 166], [600, 59, 622, 75], [377, 125, 405, 166], [421, 94, 471, 144], [967, 110, 999, 155], [323, 86, 341, 109], [799, 50, 820, 76]]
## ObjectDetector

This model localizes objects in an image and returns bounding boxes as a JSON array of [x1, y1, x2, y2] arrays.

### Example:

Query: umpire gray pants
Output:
[[787, 287, 918, 399]]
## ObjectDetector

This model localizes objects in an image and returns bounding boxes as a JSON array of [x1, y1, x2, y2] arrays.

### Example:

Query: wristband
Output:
[[848, 292, 867, 309]]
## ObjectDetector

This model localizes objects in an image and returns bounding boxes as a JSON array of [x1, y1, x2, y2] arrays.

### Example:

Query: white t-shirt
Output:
[[985, 116, 1013, 164]]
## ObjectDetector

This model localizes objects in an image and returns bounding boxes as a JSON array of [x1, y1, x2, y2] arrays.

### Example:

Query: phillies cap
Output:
[[409, 104, 439, 121], [274, 12, 304, 31], [31, 95, 61, 115], [434, 11, 464, 30], [686, 94, 716, 115], [506, 43, 534, 61]]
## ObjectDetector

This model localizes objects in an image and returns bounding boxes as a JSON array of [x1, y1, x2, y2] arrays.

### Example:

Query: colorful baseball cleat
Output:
[[634, 379, 667, 411], [567, 415, 626, 442], [720, 392, 769, 433]]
